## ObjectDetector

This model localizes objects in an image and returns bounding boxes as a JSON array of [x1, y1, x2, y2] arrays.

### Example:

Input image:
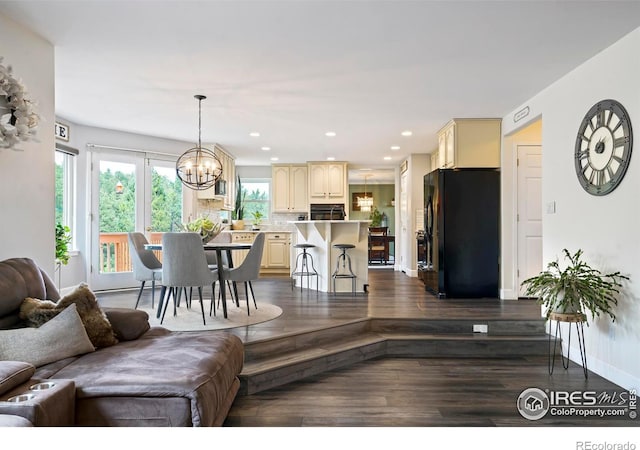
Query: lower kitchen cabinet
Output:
[[261, 232, 291, 274], [229, 231, 290, 274]]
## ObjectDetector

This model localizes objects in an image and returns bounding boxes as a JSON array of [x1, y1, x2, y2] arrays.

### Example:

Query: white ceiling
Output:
[[2, 1, 640, 177]]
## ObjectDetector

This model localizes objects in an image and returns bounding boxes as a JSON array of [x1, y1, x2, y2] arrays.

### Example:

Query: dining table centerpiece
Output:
[[182, 215, 222, 243]]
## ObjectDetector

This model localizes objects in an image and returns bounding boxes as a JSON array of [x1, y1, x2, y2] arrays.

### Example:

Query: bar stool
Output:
[[291, 243, 319, 294], [332, 243, 357, 294]]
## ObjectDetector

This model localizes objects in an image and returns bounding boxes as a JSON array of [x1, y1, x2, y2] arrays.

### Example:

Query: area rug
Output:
[[140, 300, 283, 331]]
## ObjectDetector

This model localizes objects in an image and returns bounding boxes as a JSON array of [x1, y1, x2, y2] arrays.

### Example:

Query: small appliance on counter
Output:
[[309, 203, 345, 220]]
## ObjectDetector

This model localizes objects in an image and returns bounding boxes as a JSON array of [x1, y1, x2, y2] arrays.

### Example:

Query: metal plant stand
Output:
[[548, 312, 588, 379]]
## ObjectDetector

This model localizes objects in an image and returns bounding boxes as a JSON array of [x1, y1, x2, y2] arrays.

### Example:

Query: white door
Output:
[[399, 171, 409, 272], [89, 150, 182, 290], [517, 144, 543, 296]]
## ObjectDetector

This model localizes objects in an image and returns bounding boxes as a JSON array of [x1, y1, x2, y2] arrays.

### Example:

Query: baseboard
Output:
[[500, 289, 518, 300], [564, 344, 640, 391]]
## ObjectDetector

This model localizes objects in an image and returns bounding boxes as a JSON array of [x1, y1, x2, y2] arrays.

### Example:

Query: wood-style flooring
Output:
[[96, 268, 638, 427]]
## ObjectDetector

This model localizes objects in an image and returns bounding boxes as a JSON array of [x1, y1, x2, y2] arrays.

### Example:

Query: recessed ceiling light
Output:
[[249, 132, 260, 137], [326, 156, 336, 161], [384, 156, 392, 160], [390, 146, 400, 150], [270, 157, 279, 161], [325, 131, 336, 137], [261, 146, 271, 151], [401, 130, 412, 137]]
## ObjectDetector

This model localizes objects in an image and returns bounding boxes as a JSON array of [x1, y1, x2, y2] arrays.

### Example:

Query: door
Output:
[[327, 164, 345, 197], [309, 164, 327, 198], [272, 165, 290, 212], [89, 150, 182, 290], [399, 170, 410, 273], [517, 145, 543, 296], [290, 165, 308, 211]]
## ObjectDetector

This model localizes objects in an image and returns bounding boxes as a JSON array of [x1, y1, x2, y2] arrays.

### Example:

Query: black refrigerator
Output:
[[423, 168, 500, 298]]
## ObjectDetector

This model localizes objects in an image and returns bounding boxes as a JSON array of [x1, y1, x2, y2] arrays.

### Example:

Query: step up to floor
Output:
[[239, 319, 551, 395], [242, 317, 546, 363]]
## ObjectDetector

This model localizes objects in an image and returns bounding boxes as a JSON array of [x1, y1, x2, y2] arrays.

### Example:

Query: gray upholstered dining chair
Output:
[[221, 232, 265, 316], [158, 232, 217, 326], [128, 232, 163, 309]]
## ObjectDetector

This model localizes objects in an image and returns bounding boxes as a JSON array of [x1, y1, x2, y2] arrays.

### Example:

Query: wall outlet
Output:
[[473, 324, 488, 333]]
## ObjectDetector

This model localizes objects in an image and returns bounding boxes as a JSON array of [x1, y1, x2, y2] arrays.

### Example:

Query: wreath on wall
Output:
[[0, 56, 40, 149]]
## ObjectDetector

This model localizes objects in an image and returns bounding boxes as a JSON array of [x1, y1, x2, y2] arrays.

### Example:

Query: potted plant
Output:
[[231, 175, 245, 230], [521, 248, 629, 322], [369, 206, 383, 227], [55, 222, 72, 266], [182, 215, 222, 243], [251, 210, 263, 230]]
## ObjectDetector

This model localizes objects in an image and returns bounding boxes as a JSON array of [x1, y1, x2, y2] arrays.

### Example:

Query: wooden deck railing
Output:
[[99, 232, 164, 273]]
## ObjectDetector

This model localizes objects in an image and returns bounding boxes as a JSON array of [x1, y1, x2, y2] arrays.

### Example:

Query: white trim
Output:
[[564, 343, 640, 391], [500, 288, 518, 300], [87, 142, 174, 158]]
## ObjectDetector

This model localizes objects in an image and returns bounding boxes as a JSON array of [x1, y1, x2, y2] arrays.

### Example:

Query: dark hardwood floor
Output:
[[96, 268, 638, 428]]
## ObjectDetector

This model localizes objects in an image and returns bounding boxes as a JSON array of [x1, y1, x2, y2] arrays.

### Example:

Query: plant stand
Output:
[[548, 312, 588, 379]]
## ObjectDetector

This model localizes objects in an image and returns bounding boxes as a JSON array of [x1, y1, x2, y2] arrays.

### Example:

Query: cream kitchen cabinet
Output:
[[436, 119, 501, 169], [272, 164, 308, 213], [308, 162, 347, 202], [262, 232, 290, 271], [229, 231, 291, 275], [197, 146, 236, 210], [230, 231, 254, 267]]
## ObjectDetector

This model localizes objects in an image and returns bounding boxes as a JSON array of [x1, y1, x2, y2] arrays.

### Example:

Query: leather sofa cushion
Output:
[[0, 258, 60, 319], [103, 307, 150, 341], [39, 328, 244, 426], [0, 361, 35, 396], [0, 414, 33, 426]]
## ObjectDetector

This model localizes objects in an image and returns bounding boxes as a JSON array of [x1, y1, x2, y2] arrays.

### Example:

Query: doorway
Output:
[[89, 149, 182, 290], [516, 144, 542, 296]]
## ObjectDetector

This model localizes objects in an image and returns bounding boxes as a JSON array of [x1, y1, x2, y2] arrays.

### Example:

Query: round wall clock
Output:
[[574, 99, 633, 196]]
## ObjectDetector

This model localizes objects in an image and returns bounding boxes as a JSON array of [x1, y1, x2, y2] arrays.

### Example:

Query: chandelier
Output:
[[176, 95, 223, 190], [357, 174, 373, 212]]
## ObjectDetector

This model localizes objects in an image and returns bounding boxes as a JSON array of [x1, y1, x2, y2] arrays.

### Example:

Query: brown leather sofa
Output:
[[0, 258, 244, 426]]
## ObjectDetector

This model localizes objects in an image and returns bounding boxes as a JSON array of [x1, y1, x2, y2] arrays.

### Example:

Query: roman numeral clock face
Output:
[[575, 99, 633, 195]]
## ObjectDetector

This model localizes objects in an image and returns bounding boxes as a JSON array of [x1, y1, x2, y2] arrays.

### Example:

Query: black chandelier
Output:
[[176, 95, 223, 190]]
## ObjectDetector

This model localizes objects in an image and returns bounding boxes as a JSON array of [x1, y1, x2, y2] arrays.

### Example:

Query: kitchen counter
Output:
[[289, 220, 369, 293]]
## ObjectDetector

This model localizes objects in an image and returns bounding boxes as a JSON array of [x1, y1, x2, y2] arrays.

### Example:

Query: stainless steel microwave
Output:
[[310, 203, 345, 220], [214, 179, 226, 196]]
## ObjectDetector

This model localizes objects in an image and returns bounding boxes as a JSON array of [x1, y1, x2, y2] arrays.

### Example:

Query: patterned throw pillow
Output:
[[20, 283, 118, 348]]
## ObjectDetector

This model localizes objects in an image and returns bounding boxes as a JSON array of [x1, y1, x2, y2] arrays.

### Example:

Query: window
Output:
[[55, 144, 78, 248], [241, 178, 270, 222]]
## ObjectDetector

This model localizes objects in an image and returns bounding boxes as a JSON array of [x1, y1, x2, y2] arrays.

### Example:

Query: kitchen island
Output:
[[289, 220, 370, 293]]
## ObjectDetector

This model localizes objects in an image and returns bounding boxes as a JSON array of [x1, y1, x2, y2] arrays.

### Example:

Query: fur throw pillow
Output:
[[20, 283, 119, 348]]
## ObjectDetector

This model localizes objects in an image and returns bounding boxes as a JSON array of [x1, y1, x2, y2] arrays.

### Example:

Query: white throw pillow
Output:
[[0, 304, 95, 367]]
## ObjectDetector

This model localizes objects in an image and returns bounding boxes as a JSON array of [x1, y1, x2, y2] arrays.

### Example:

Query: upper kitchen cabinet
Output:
[[308, 162, 347, 202], [272, 164, 308, 213], [436, 118, 501, 169], [197, 146, 235, 209]]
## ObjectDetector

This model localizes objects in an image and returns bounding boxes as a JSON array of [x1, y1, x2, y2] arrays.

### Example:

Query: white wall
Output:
[[0, 14, 55, 273], [503, 27, 640, 389]]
